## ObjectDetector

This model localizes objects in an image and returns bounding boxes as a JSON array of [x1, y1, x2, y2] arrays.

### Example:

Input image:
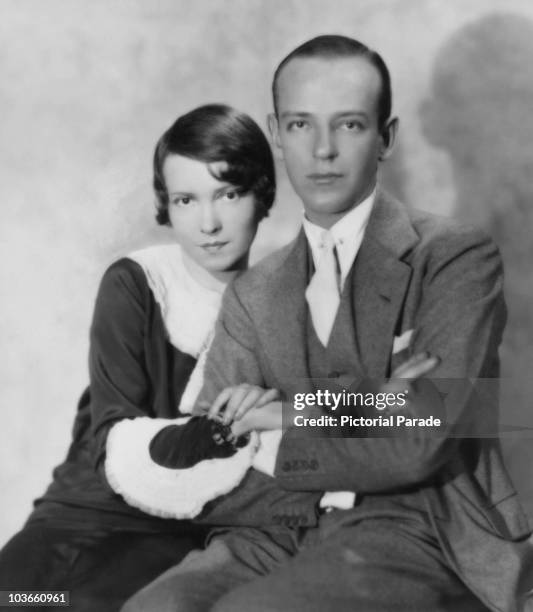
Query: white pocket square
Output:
[[392, 329, 413, 354]]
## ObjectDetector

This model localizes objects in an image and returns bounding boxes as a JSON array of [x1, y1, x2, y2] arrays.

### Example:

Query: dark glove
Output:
[[149, 416, 250, 469]]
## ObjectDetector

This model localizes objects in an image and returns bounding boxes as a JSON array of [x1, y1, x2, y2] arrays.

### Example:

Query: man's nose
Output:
[[200, 202, 222, 234], [313, 127, 338, 160]]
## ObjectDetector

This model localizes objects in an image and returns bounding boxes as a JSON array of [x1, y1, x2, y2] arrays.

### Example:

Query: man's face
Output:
[[270, 56, 393, 227]]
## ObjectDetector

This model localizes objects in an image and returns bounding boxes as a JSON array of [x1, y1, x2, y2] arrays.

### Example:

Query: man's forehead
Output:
[[276, 55, 381, 113]]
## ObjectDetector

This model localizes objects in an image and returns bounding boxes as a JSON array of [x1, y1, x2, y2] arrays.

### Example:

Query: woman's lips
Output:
[[199, 241, 229, 252]]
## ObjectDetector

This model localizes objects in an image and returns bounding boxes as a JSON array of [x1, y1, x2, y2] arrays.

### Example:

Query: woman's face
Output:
[[164, 154, 260, 276]]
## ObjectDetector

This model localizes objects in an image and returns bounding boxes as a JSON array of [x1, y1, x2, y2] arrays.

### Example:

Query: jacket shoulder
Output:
[[405, 206, 501, 266], [407, 206, 492, 247], [233, 238, 298, 293]]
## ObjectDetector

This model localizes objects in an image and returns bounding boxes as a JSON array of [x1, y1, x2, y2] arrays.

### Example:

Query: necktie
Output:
[[305, 231, 341, 346]]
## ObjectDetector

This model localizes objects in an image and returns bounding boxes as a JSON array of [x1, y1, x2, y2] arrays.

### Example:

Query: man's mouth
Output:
[[307, 172, 343, 185]]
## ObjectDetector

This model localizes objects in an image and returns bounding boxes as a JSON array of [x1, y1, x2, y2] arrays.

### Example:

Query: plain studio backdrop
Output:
[[2, 0, 533, 547]]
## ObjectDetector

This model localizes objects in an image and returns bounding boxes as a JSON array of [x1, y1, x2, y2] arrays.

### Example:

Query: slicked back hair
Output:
[[272, 34, 392, 129]]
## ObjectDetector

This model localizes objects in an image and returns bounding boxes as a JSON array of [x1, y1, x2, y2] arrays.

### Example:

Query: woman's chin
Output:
[[182, 245, 249, 285], [198, 255, 249, 285], [204, 259, 245, 277], [200, 250, 249, 274]]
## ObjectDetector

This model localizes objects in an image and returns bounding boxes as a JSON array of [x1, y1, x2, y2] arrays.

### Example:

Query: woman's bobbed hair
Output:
[[153, 104, 276, 225]]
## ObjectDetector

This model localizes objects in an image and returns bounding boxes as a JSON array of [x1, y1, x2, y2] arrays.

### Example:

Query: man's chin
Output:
[[304, 198, 357, 219]]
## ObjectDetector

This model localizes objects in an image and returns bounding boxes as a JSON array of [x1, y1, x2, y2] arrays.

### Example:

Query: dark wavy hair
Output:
[[153, 104, 275, 225], [272, 35, 392, 129]]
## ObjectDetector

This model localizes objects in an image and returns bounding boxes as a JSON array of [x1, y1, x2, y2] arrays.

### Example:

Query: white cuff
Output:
[[319, 491, 356, 511], [105, 417, 259, 519], [252, 429, 283, 476]]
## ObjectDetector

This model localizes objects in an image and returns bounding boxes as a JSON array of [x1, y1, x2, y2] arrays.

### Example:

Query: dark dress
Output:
[[0, 255, 211, 611]]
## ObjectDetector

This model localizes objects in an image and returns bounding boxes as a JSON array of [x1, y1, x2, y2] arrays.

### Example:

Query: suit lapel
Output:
[[351, 190, 419, 378], [261, 230, 314, 393], [260, 191, 419, 384], [327, 267, 365, 378]]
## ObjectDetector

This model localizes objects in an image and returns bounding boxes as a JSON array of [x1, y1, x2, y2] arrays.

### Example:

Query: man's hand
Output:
[[230, 401, 283, 437], [208, 384, 280, 425], [380, 352, 440, 414], [383, 352, 440, 394]]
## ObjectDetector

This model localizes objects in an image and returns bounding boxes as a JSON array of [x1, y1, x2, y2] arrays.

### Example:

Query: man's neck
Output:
[[303, 184, 377, 230]]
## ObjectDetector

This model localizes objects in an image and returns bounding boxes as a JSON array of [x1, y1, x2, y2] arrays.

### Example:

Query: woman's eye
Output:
[[221, 190, 240, 202], [172, 196, 192, 206]]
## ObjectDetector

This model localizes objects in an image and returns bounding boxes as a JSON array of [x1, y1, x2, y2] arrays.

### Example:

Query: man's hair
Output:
[[153, 104, 275, 225], [272, 34, 392, 129]]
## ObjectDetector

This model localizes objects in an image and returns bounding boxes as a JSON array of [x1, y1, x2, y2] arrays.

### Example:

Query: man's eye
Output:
[[340, 120, 363, 131], [288, 120, 308, 131]]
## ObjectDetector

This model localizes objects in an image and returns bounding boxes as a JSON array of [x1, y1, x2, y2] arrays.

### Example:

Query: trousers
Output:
[[0, 522, 206, 612]]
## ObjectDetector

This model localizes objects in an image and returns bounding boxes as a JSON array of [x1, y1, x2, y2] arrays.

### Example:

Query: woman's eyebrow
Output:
[[213, 184, 237, 198], [168, 190, 194, 197]]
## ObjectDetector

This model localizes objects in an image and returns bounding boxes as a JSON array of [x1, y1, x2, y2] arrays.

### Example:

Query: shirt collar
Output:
[[303, 188, 376, 288]]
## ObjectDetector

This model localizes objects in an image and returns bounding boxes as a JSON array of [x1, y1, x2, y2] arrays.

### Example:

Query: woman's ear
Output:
[[378, 116, 399, 161]]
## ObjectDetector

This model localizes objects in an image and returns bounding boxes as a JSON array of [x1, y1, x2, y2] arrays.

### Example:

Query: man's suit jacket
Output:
[[195, 189, 532, 611]]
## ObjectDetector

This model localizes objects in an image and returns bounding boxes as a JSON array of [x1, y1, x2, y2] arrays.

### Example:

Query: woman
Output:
[[0, 104, 277, 611]]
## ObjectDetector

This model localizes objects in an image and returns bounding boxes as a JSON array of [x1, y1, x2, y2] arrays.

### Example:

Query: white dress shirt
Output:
[[303, 188, 376, 291]]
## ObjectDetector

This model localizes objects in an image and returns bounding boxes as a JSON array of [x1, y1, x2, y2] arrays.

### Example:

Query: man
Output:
[[127, 35, 533, 612]]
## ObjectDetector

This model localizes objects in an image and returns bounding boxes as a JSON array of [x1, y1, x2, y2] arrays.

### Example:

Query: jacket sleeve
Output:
[[90, 262, 268, 517], [274, 229, 506, 493], [176, 282, 321, 527], [192, 281, 268, 412], [87, 258, 156, 476]]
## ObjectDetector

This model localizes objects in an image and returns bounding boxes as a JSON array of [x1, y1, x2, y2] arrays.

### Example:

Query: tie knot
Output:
[[319, 231, 335, 250]]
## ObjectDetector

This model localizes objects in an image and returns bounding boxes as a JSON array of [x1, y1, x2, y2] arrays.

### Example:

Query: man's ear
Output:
[[267, 113, 283, 157], [378, 116, 399, 161]]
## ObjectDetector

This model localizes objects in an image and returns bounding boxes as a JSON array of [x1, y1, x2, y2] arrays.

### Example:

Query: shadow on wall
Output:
[[420, 13, 533, 516]]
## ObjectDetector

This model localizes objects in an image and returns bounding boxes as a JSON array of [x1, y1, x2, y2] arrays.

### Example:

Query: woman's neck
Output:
[[182, 252, 249, 293]]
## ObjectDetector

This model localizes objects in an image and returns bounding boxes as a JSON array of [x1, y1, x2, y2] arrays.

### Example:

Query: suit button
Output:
[[281, 461, 291, 472]]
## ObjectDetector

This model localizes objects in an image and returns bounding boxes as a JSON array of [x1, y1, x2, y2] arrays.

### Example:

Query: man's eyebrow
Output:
[[334, 111, 369, 119], [279, 111, 312, 119], [279, 110, 369, 119]]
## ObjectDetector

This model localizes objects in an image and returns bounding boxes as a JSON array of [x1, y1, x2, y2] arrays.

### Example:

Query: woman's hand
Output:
[[208, 384, 281, 425], [230, 401, 283, 438]]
